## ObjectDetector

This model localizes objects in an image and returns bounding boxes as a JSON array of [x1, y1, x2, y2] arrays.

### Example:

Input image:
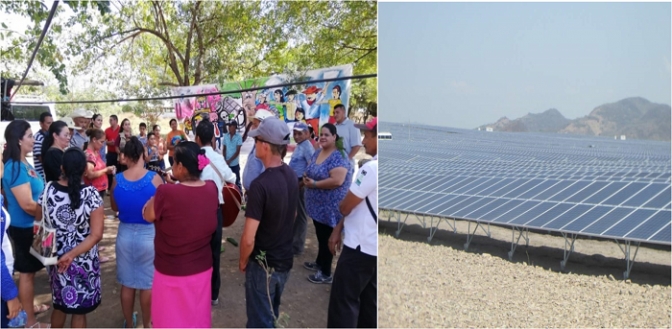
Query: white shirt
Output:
[[343, 155, 377, 257], [200, 146, 236, 204], [2, 206, 14, 274]]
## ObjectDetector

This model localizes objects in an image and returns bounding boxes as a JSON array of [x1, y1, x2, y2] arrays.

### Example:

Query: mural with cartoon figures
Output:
[[171, 64, 352, 150]]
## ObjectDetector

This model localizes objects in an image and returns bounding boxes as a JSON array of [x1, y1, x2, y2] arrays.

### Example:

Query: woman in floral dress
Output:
[[302, 123, 353, 284], [36, 148, 105, 327]]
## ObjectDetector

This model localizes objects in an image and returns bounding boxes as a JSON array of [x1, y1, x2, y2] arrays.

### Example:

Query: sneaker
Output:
[[303, 262, 320, 271], [212, 298, 219, 306], [307, 270, 333, 284]]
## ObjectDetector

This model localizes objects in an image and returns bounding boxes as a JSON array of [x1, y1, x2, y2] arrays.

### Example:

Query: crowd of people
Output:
[[1, 106, 378, 328]]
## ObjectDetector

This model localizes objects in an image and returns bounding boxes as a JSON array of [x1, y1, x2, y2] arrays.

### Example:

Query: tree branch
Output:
[[339, 43, 376, 52], [352, 48, 376, 64], [158, 81, 180, 87], [193, 12, 205, 86], [183, 1, 201, 86]]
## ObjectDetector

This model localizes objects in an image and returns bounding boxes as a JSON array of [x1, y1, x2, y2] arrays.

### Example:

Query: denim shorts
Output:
[[116, 222, 155, 290]]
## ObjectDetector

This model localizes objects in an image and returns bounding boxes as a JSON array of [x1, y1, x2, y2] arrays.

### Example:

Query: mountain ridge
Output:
[[477, 97, 671, 141]]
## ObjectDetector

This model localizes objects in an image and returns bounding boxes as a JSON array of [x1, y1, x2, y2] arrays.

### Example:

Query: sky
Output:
[[379, 2, 671, 129]]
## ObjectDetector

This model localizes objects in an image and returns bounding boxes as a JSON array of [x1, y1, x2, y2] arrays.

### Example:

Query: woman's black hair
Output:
[[2, 119, 31, 185], [174, 141, 206, 179], [42, 121, 69, 154], [89, 113, 102, 129], [62, 148, 87, 210], [152, 124, 160, 132], [83, 128, 104, 150], [120, 118, 131, 133], [121, 136, 144, 164], [321, 123, 346, 158]]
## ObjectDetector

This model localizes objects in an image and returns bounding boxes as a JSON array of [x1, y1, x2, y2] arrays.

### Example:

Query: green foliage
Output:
[[3, 0, 376, 111], [255, 251, 290, 328]]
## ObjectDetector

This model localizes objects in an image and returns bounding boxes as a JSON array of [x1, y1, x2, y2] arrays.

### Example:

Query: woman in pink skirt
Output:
[[142, 141, 219, 327]]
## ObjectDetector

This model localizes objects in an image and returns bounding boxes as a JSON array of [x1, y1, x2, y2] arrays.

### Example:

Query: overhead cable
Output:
[[17, 73, 378, 105]]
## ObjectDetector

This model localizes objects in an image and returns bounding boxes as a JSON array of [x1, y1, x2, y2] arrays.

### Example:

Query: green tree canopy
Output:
[[2, 1, 376, 110]]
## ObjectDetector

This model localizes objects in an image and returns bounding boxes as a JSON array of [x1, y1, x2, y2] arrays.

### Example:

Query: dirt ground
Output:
[[378, 213, 671, 328], [21, 145, 356, 328], [20, 141, 370, 328], [24, 197, 335, 328]]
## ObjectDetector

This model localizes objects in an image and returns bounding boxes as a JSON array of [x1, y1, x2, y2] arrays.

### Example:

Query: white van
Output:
[[1, 95, 57, 164]]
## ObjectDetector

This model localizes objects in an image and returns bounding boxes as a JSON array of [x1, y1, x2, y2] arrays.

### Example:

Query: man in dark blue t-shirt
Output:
[[239, 117, 298, 328]]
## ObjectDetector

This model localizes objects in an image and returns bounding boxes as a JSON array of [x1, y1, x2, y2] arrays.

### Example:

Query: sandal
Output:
[[33, 304, 50, 314], [26, 322, 51, 328], [122, 312, 137, 328]]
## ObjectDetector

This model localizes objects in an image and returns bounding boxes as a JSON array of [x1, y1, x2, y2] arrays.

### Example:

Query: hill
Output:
[[478, 97, 671, 141]]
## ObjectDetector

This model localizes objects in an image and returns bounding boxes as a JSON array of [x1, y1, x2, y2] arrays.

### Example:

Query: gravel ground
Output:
[[379, 234, 671, 328]]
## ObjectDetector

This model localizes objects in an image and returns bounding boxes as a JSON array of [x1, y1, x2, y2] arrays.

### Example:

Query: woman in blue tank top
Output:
[[111, 137, 163, 329]]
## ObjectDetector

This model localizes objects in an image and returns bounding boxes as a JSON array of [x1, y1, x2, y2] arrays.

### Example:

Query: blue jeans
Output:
[[229, 164, 242, 193], [245, 261, 289, 328]]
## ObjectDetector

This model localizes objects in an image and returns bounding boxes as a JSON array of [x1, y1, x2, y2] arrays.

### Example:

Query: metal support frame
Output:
[[394, 211, 410, 238], [480, 223, 492, 238], [507, 226, 529, 261], [464, 221, 484, 250], [560, 232, 577, 270], [614, 240, 641, 280], [426, 215, 456, 243]]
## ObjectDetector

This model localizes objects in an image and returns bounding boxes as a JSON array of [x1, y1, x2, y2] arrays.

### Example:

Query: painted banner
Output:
[[172, 64, 353, 151]]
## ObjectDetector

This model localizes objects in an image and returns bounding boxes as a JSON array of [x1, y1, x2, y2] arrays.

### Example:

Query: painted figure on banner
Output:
[[171, 64, 353, 147]]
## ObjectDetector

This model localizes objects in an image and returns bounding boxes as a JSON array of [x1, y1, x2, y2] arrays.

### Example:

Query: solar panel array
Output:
[[379, 122, 672, 245]]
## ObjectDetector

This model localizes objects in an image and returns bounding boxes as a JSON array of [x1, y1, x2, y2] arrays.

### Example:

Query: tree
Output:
[[2, 1, 377, 107]]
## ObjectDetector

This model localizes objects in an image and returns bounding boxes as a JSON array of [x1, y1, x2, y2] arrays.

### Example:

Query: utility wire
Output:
[[18, 73, 377, 105], [10, 0, 60, 100]]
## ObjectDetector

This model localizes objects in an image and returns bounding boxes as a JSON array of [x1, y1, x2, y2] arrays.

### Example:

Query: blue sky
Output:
[[379, 2, 671, 129]]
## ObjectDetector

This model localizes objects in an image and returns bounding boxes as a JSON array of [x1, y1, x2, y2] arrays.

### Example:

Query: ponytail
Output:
[[61, 148, 87, 210], [67, 171, 83, 210]]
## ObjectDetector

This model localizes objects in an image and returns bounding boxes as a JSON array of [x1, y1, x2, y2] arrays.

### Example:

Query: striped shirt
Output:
[[33, 130, 47, 181]]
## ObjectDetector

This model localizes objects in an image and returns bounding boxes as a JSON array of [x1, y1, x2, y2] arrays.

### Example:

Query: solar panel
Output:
[[379, 122, 671, 245]]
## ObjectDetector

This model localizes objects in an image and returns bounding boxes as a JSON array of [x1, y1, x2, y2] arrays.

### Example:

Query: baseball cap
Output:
[[293, 122, 309, 131], [354, 117, 377, 132], [253, 109, 274, 121], [248, 116, 290, 145]]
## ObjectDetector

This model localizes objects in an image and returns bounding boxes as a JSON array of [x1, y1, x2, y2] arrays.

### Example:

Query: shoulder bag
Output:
[[30, 182, 58, 266]]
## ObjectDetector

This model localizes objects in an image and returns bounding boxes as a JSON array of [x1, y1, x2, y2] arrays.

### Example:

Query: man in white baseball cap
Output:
[[69, 108, 91, 149], [242, 109, 275, 197]]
